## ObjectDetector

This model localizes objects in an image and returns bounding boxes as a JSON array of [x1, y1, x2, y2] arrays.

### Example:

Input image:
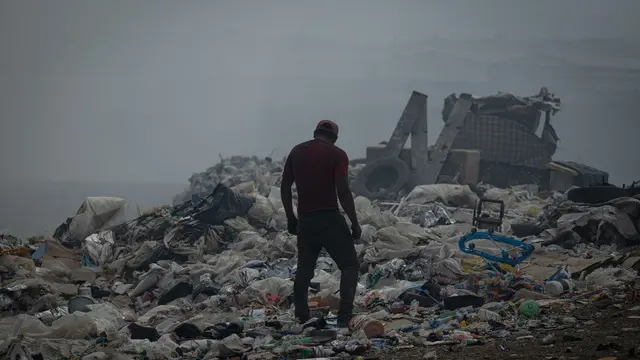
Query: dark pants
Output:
[[294, 210, 359, 321]]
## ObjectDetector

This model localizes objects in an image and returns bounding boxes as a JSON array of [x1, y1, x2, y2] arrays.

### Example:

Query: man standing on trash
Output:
[[281, 120, 362, 327]]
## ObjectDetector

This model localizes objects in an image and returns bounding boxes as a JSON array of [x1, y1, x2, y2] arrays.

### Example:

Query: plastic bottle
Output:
[[545, 279, 573, 296], [462, 338, 483, 346], [369, 309, 389, 320], [332, 339, 370, 354], [477, 308, 501, 321], [398, 324, 422, 332], [296, 347, 334, 358], [446, 330, 474, 344], [545, 245, 567, 253], [409, 299, 419, 316], [437, 310, 456, 319]]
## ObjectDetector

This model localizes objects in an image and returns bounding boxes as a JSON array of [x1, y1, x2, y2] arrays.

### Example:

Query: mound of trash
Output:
[[1, 156, 640, 360]]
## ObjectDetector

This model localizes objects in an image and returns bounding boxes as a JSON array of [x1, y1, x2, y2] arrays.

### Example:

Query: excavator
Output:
[[351, 87, 609, 199]]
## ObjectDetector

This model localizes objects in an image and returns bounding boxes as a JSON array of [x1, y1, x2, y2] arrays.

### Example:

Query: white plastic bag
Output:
[[229, 231, 267, 252], [267, 186, 283, 211], [83, 230, 115, 265], [406, 184, 478, 208], [0, 314, 50, 340], [359, 224, 376, 245], [393, 222, 428, 244], [243, 277, 294, 303], [355, 197, 397, 228], [86, 303, 126, 333], [374, 227, 415, 250], [247, 195, 276, 228], [49, 312, 98, 339]]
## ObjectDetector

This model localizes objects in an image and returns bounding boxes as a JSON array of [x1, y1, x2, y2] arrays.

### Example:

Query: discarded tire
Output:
[[352, 157, 411, 199], [567, 186, 628, 204]]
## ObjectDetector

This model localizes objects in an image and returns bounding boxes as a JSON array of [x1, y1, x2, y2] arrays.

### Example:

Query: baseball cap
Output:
[[315, 120, 339, 137]]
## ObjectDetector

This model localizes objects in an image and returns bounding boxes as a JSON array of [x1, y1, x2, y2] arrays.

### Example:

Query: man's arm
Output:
[[335, 151, 358, 227], [281, 152, 295, 220]]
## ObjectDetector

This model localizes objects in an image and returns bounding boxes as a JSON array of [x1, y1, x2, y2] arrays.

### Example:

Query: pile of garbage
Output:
[[172, 156, 285, 206], [1, 156, 640, 360]]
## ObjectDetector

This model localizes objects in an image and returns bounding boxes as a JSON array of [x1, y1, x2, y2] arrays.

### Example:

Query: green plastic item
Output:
[[438, 310, 456, 319], [518, 300, 540, 318]]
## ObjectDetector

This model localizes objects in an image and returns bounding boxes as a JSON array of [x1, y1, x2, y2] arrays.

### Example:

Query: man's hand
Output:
[[287, 217, 298, 235], [350, 223, 362, 240]]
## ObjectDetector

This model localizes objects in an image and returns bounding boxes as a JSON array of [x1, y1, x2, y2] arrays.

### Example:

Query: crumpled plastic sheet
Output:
[[205, 251, 248, 282], [271, 258, 296, 278], [422, 204, 454, 228], [267, 207, 289, 231], [363, 245, 427, 264], [162, 221, 211, 261], [126, 241, 162, 270], [374, 227, 416, 250], [0, 314, 51, 340], [0, 312, 98, 340], [311, 269, 339, 293], [229, 231, 268, 252], [137, 305, 185, 325], [85, 303, 127, 333], [393, 222, 430, 243], [0, 255, 37, 278], [119, 335, 179, 359], [359, 281, 425, 307], [406, 184, 479, 208], [224, 216, 255, 233], [34, 306, 69, 325], [265, 232, 297, 260], [231, 267, 266, 288], [584, 267, 637, 289], [316, 256, 336, 273], [83, 230, 115, 266], [359, 224, 376, 245], [218, 333, 251, 356], [3, 338, 93, 360], [242, 277, 294, 304], [364, 243, 464, 287], [557, 204, 639, 241], [130, 263, 168, 297], [48, 312, 98, 339], [355, 196, 397, 229], [482, 184, 539, 209], [247, 195, 276, 228]]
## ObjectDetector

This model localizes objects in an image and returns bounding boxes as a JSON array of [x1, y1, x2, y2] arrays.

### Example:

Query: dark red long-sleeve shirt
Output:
[[282, 138, 349, 214]]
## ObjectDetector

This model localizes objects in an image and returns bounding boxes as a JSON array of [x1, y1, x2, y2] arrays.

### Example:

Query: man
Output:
[[281, 120, 362, 327]]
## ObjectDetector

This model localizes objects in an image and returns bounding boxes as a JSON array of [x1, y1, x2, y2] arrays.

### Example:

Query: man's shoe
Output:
[[336, 316, 351, 328]]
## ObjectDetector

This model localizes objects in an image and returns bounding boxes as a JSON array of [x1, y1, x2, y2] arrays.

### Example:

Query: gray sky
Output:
[[1, 0, 638, 184]]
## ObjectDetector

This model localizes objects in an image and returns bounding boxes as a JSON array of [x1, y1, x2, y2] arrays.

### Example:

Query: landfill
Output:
[[2, 156, 640, 360]]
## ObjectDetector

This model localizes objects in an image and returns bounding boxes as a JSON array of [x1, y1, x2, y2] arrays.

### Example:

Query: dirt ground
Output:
[[370, 297, 640, 360]]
